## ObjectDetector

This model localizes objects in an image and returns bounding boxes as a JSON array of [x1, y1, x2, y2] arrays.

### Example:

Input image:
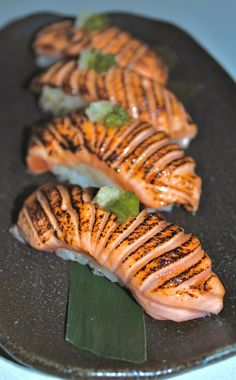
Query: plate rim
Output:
[[1, 335, 236, 379]]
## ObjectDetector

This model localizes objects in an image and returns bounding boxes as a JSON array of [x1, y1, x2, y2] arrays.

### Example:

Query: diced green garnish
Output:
[[78, 49, 98, 70], [75, 12, 109, 31], [104, 104, 131, 128], [93, 186, 139, 223], [78, 49, 115, 73], [104, 113, 124, 128], [94, 186, 120, 208], [85, 101, 114, 123], [85, 101, 131, 128]]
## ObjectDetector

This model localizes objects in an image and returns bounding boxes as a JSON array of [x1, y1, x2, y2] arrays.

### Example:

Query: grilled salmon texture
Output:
[[32, 62, 197, 143], [12, 183, 224, 322], [27, 113, 201, 212], [33, 20, 168, 84]]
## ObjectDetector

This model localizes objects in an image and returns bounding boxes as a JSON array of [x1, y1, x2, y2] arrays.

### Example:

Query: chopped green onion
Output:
[[85, 101, 131, 128], [104, 113, 124, 128], [104, 104, 131, 128], [79, 49, 115, 73], [75, 12, 109, 31], [93, 186, 139, 223], [93, 186, 120, 208]]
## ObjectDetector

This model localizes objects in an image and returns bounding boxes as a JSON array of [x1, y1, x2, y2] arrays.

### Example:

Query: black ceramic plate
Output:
[[0, 12, 235, 379]]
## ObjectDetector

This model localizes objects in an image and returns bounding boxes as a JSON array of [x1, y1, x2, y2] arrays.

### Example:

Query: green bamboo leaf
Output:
[[66, 262, 146, 363]]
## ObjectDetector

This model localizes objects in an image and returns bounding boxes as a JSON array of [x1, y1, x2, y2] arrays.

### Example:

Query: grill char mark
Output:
[[113, 214, 162, 251], [41, 185, 77, 245], [152, 254, 208, 292], [117, 132, 159, 168], [134, 234, 200, 283], [51, 117, 80, 153], [151, 156, 194, 184], [34, 126, 68, 151], [143, 144, 182, 176], [122, 224, 182, 265], [100, 120, 141, 161], [25, 199, 53, 243], [68, 185, 84, 240], [105, 213, 143, 247], [105, 122, 150, 165]]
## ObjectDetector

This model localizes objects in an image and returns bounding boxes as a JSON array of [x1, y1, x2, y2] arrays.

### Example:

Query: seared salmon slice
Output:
[[27, 113, 201, 212], [32, 63, 197, 143], [33, 20, 168, 84], [12, 183, 224, 322]]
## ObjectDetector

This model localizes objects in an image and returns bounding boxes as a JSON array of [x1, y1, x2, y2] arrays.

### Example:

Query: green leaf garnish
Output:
[[75, 12, 109, 31], [79, 49, 115, 73], [93, 186, 139, 223], [85, 101, 131, 128], [66, 263, 146, 363]]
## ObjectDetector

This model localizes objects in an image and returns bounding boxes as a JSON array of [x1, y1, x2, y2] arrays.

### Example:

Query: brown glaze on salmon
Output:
[[32, 62, 197, 142], [13, 183, 224, 322], [27, 113, 201, 212], [33, 20, 168, 84]]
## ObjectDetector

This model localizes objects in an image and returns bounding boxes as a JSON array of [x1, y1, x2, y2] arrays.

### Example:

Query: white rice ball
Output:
[[39, 86, 88, 115]]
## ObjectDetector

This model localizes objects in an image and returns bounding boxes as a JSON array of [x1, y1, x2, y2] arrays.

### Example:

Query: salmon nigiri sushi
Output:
[[11, 183, 224, 322], [32, 62, 197, 146], [33, 17, 168, 84], [26, 111, 201, 212]]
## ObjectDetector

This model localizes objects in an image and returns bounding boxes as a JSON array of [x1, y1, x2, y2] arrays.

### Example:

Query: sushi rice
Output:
[[52, 164, 114, 188], [56, 249, 120, 283], [39, 86, 88, 115], [35, 55, 62, 68], [52, 164, 173, 212], [10, 225, 119, 283]]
